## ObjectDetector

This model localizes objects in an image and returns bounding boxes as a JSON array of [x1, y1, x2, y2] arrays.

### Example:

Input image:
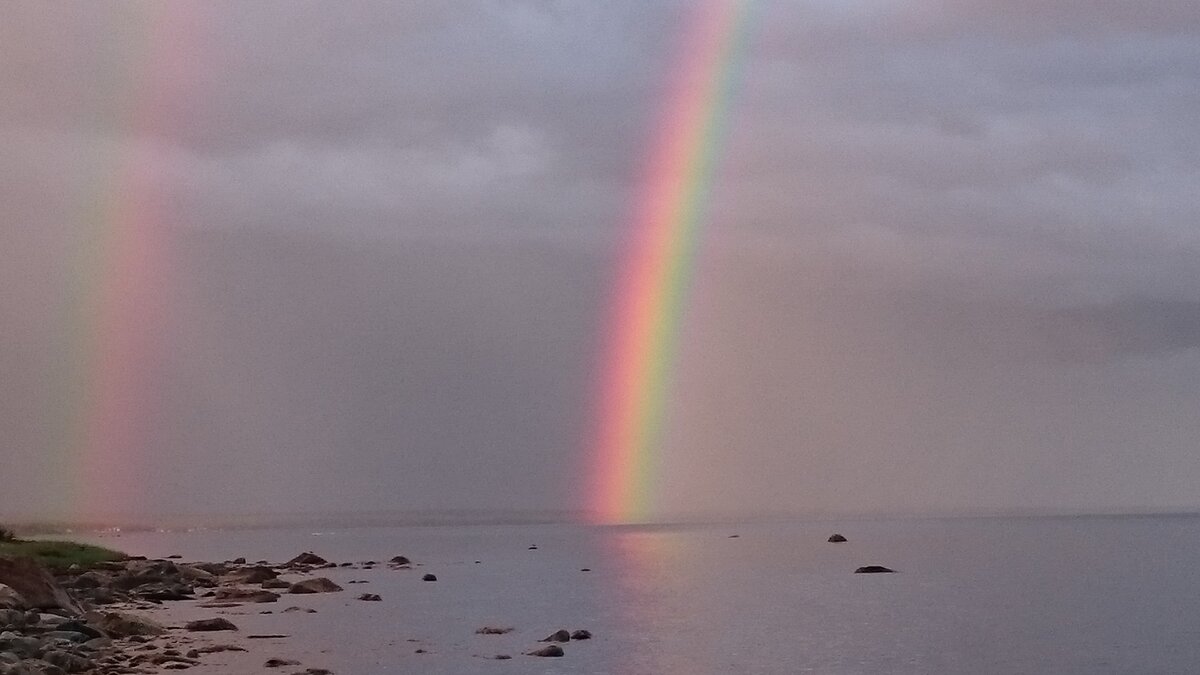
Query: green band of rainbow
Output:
[[589, 0, 755, 523]]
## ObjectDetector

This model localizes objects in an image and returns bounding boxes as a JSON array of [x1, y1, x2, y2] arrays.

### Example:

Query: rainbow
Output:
[[51, 5, 204, 519], [588, 0, 756, 523]]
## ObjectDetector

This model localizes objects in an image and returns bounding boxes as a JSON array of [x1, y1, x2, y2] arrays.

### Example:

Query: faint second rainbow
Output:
[[588, 0, 755, 523], [52, 4, 206, 519]]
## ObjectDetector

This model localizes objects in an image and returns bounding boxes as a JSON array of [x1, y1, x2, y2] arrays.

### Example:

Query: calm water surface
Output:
[[74, 516, 1200, 674]]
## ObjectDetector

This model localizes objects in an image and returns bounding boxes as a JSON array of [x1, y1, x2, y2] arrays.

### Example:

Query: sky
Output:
[[1, 1, 1199, 523]]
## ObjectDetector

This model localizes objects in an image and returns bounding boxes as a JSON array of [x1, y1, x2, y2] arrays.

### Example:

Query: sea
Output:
[[66, 515, 1200, 674]]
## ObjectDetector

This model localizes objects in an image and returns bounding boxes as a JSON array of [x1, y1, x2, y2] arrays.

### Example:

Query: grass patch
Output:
[[0, 539, 126, 569]]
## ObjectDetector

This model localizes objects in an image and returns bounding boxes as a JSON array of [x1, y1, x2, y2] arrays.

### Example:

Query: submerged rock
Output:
[[854, 565, 895, 574], [265, 657, 301, 667], [421, 574, 437, 582], [527, 645, 564, 657], [356, 594, 381, 602], [389, 556, 411, 565], [475, 626, 513, 635], [570, 629, 592, 640], [828, 534, 848, 543]]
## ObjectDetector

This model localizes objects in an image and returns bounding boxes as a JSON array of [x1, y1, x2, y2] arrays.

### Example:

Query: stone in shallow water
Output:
[[828, 533, 848, 543], [285, 552, 329, 567], [421, 574, 437, 582], [540, 629, 570, 643], [570, 629, 592, 640], [527, 645, 565, 657], [853, 565, 895, 574]]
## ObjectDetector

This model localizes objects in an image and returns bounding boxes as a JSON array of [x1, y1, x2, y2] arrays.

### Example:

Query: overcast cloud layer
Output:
[[2, 1, 1199, 522]]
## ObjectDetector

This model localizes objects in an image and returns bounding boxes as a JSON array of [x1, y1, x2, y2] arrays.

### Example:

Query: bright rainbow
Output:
[[588, 0, 755, 523]]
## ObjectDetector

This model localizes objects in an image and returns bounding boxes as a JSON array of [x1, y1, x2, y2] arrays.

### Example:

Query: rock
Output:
[[0, 557, 82, 614], [185, 618, 238, 632], [421, 574, 437, 582], [194, 644, 248, 654], [265, 658, 301, 667], [262, 579, 291, 589], [221, 566, 278, 585], [356, 594, 381, 602], [527, 545, 538, 550], [526, 645, 564, 657], [53, 621, 102, 640], [728, 534, 740, 538], [285, 553, 328, 567], [165, 555, 182, 559], [570, 629, 592, 640], [854, 565, 895, 574], [389, 556, 410, 565], [827, 534, 848, 543], [287, 578, 342, 594], [0, 634, 42, 658], [540, 629, 571, 642], [0, 584, 27, 611], [0, 608, 25, 629], [580, 568, 591, 572], [230, 558, 247, 565], [214, 587, 281, 603], [68, 573, 105, 591], [282, 606, 316, 614], [474, 626, 513, 635], [176, 564, 218, 585], [91, 611, 167, 637], [190, 562, 232, 576], [40, 650, 90, 673], [492, 654, 512, 660]]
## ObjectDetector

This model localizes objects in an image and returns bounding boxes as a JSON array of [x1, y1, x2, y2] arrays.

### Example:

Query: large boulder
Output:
[[287, 578, 342, 594], [0, 557, 82, 614]]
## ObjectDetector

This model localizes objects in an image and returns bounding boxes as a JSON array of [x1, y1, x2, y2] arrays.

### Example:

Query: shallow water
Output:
[[74, 515, 1200, 674]]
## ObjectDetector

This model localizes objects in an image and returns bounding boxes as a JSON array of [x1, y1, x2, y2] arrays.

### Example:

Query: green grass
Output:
[[0, 539, 126, 569]]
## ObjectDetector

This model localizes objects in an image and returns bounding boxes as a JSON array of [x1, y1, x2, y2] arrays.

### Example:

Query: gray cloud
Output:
[[2, 0, 1199, 521]]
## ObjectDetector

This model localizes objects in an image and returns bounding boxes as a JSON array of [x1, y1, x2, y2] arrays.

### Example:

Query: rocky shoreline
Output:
[[0, 551, 385, 675]]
